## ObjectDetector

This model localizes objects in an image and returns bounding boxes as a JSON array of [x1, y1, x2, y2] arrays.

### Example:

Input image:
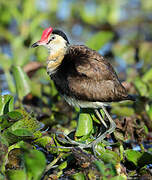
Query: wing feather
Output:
[[55, 45, 129, 102]]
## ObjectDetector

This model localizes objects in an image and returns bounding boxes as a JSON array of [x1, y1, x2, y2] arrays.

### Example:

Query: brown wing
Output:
[[72, 46, 117, 81], [54, 45, 129, 102]]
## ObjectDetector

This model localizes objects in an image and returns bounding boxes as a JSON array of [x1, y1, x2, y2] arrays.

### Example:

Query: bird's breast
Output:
[[47, 48, 67, 76], [47, 55, 64, 76], [47, 60, 60, 75]]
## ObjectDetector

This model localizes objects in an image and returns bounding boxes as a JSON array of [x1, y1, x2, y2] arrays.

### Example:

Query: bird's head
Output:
[[31, 26, 69, 53]]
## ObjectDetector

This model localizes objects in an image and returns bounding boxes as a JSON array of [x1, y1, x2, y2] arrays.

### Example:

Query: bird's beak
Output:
[[31, 40, 46, 48], [31, 41, 40, 48]]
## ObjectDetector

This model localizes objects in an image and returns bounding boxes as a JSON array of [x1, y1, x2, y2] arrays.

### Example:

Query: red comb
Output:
[[40, 27, 53, 42]]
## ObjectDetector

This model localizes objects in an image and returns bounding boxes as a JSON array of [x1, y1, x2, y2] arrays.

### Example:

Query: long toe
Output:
[[56, 132, 91, 148]]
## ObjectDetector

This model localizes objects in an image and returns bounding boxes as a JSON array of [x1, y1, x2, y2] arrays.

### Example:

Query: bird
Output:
[[31, 26, 134, 151]]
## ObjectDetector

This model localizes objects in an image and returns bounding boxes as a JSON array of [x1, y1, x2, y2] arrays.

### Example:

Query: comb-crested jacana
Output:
[[32, 26, 134, 151]]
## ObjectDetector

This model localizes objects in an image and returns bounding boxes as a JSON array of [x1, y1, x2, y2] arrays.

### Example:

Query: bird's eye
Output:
[[47, 36, 55, 44]]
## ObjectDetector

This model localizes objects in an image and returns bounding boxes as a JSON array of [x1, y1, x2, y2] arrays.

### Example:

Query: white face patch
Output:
[[45, 34, 67, 54], [45, 34, 68, 76]]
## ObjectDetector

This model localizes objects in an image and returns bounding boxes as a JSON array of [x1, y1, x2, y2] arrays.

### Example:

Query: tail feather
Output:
[[126, 94, 136, 101]]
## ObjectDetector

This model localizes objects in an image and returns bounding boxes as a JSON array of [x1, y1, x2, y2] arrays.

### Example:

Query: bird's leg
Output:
[[101, 105, 116, 135], [56, 107, 116, 152], [94, 109, 107, 129], [56, 131, 91, 147], [55, 109, 93, 148], [56, 131, 92, 148], [92, 106, 116, 155]]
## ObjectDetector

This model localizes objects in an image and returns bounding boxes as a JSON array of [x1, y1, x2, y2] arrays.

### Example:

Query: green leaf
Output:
[[94, 160, 105, 175], [24, 149, 46, 180], [137, 152, 152, 168], [98, 149, 120, 164], [71, 172, 85, 180], [0, 114, 13, 130], [5, 70, 16, 94], [0, 173, 5, 180], [146, 104, 152, 120], [58, 161, 67, 171], [134, 78, 148, 97], [12, 66, 31, 100], [0, 95, 14, 115], [0, 54, 12, 70], [2, 109, 43, 145], [34, 136, 54, 149], [125, 150, 141, 166], [139, 42, 152, 63], [94, 160, 117, 177], [76, 110, 93, 137], [112, 43, 134, 65], [142, 68, 152, 83], [6, 170, 26, 180], [7, 111, 23, 120], [125, 150, 152, 168], [86, 31, 114, 51], [111, 106, 134, 116], [11, 128, 33, 137], [10, 109, 43, 133], [111, 176, 126, 180]]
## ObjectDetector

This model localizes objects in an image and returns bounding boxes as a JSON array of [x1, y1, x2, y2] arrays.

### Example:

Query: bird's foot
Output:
[[90, 122, 116, 156], [55, 120, 116, 156], [55, 132, 92, 149]]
